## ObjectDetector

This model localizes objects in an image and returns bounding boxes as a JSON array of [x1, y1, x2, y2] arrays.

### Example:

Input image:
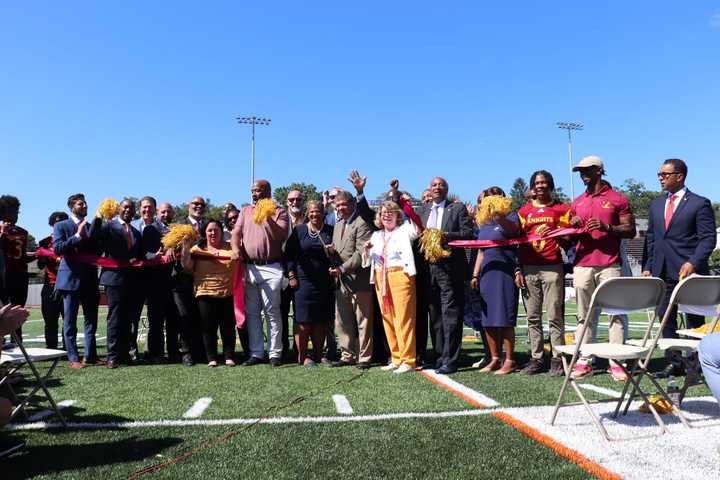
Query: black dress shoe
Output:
[[436, 365, 457, 375], [654, 364, 684, 379], [356, 362, 371, 370], [106, 360, 120, 369], [270, 358, 282, 367], [331, 360, 356, 368], [182, 354, 194, 367], [242, 356, 264, 367]]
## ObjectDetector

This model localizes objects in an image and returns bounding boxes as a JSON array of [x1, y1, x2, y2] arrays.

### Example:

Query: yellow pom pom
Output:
[[97, 198, 120, 220], [161, 224, 199, 251], [253, 198, 277, 225], [475, 195, 512, 225], [420, 228, 451, 264], [692, 322, 720, 334], [639, 395, 674, 414]]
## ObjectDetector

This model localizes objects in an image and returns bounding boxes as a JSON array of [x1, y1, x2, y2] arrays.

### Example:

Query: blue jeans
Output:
[[61, 288, 99, 363], [699, 333, 720, 402]]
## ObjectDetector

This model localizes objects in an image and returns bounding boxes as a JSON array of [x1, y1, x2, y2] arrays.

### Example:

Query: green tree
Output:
[[273, 182, 322, 206], [553, 186, 571, 204], [27, 233, 37, 252], [509, 177, 528, 211], [710, 249, 720, 268], [618, 179, 661, 218]]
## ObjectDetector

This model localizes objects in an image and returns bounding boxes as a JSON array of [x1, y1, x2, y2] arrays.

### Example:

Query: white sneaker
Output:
[[381, 363, 397, 371], [393, 363, 413, 374]]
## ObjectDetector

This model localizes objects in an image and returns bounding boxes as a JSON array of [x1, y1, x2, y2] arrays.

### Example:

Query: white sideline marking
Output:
[[27, 400, 75, 422], [183, 397, 213, 418], [7, 409, 494, 431], [577, 383, 622, 398], [423, 369, 500, 407], [332, 394, 353, 415]]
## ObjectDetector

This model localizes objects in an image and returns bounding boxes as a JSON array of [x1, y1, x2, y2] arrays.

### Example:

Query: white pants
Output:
[[244, 263, 284, 359]]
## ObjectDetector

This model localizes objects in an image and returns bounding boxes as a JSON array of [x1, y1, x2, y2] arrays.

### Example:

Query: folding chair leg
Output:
[[613, 360, 639, 418], [624, 372, 669, 435], [569, 380, 612, 441], [550, 356, 573, 425], [644, 374, 691, 429]]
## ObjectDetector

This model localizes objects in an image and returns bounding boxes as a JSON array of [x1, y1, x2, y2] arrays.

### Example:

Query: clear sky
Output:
[[2, 1, 719, 239]]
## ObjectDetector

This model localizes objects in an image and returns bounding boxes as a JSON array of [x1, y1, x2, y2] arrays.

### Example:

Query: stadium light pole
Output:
[[237, 116, 272, 187], [556, 121, 583, 200]]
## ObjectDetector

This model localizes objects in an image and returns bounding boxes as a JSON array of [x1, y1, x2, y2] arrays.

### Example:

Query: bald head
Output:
[[251, 180, 271, 203], [157, 202, 175, 225], [429, 177, 448, 203]]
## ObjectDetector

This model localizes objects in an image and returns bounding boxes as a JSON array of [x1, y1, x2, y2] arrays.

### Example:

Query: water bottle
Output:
[[667, 376, 680, 405]]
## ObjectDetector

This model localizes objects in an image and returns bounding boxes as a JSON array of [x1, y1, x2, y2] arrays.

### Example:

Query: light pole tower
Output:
[[556, 121, 583, 199], [237, 115, 272, 187]]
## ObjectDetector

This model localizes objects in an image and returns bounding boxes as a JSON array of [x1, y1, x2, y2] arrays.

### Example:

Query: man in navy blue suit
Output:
[[92, 198, 144, 368], [53, 193, 103, 369], [642, 158, 717, 377]]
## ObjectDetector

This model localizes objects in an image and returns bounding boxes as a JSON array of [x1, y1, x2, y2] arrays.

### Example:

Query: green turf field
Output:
[[1, 305, 712, 479]]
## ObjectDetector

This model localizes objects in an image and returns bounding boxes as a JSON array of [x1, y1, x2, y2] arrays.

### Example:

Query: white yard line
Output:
[[422, 369, 500, 407], [577, 383, 622, 398], [27, 400, 76, 422], [183, 397, 213, 418], [7, 409, 494, 431], [332, 394, 353, 415]]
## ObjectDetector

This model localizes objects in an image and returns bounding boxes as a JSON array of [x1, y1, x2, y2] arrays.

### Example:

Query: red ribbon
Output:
[[448, 227, 584, 249], [36, 247, 247, 329]]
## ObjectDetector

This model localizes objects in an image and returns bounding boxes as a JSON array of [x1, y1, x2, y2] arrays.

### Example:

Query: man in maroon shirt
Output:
[[568, 156, 636, 381], [37, 211, 69, 349]]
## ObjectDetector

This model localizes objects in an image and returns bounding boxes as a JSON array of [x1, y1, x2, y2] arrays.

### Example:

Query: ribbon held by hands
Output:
[[448, 227, 584, 249]]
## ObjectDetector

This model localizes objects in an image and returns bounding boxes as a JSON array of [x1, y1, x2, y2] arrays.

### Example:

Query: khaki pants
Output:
[[522, 263, 565, 359], [374, 268, 417, 368], [335, 285, 374, 364], [573, 264, 624, 366]]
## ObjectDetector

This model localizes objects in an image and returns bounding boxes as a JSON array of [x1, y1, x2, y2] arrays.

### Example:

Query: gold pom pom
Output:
[[420, 228, 451, 264], [475, 195, 512, 225], [639, 395, 674, 414], [253, 198, 277, 225], [97, 198, 120, 220], [692, 322, 720, 335], [161, 224, 199, 251]]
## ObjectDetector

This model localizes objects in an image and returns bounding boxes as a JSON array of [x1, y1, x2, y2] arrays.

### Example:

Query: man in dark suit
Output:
[[642, 158, 717, 377], [53, 193, 103, 369], [171, 196, 208, 365], [92, 198, 144, 368], [130, 196, 168, 362], [417, 177, 474, 374]]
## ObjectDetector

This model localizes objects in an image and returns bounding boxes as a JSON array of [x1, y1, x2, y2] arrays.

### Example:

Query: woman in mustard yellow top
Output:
[[181, 220, 237, 367]]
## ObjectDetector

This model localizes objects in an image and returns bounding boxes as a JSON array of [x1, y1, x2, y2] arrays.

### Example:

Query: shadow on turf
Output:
[[1, 431, 183, 479]]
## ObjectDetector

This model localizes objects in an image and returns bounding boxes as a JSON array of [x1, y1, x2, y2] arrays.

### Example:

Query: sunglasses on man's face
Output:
[[191, 202, 206, 207]]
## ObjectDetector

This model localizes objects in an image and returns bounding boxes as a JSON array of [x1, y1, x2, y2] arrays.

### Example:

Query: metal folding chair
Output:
[[550, 277, 667, 441], [625, 275, 720, 408], [0, 331, 67, 427]]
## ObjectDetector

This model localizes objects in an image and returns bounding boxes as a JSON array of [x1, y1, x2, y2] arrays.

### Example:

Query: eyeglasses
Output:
[[287, 198, 302, 203], [191, 201, 206, 207], [657, 172, 681, 179]]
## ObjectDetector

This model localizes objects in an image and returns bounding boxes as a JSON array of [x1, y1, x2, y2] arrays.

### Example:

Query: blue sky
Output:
[[2, 1, 719, 239]]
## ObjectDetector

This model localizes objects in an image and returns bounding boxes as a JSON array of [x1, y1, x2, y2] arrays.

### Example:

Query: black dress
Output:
[[284, 224, 334, 324]]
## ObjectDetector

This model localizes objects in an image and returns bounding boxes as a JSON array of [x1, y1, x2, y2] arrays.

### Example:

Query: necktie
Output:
[[428, 204, 439, 229], [664, 194, 677, 230], [124, 223, 134, 249], [340, 220, 346, 239]]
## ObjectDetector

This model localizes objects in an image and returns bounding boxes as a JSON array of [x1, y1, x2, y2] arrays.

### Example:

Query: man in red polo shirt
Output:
[[568, 156, 636, 381]]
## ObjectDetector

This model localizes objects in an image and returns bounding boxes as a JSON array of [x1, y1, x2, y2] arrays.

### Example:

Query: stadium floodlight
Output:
[[556, 121, 584, 199], [237, 116, 272, 188]]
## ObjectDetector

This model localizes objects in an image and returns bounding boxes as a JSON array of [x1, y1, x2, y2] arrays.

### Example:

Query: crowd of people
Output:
[[1, 156, 719, 396]]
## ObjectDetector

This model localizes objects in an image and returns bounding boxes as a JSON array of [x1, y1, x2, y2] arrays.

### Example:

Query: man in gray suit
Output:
[[418, 177, 474, 374], [328, 190, 374, 369]]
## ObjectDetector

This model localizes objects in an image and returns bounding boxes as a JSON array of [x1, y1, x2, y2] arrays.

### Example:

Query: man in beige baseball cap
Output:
[[572, 155, 604, 172]]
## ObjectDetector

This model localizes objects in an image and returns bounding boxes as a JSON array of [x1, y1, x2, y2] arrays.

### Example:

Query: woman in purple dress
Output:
[[471, 187, 521, 375]]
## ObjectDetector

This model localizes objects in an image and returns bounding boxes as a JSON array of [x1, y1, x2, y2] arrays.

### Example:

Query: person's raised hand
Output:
[[348, 170, 367, 195]]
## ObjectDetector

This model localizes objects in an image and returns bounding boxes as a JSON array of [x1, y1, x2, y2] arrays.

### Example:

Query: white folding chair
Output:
[[0, 331, 68, 427], [550, 277, 667, 441], [625, 275, 720, 409]]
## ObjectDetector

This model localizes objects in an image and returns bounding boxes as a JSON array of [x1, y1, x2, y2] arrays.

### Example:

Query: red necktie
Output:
[[664, 194, 677, 230], [124, 224, 134, 249]]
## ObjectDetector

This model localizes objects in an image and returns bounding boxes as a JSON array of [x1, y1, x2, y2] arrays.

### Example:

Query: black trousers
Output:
[[415, 269, 431, 364], [1, 271, 29, 339], [105, 285, 132, 363], [172, 276, 206, 362], [129, 269, 169, 358], [165, 292, 181, 359], [428, 264, 465, 369], [197, 296, 236, 362], [280, 286, 294, 357], [41, 282, 64, 349]]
